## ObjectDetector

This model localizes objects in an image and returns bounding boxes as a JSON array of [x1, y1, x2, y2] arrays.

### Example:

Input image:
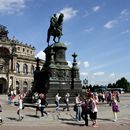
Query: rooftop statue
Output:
[[0, 25, 8, 40], [0, 25, 8, 34], [47, 13, 64, 45]]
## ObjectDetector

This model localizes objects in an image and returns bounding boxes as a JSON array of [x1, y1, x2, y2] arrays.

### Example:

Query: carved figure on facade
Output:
[[66, 70, 71, 80], [57, 70, 65, 80], [48, 69, 58, 80]]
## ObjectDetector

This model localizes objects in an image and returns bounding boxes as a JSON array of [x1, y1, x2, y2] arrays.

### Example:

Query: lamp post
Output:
[[83, 78, 88, 89]]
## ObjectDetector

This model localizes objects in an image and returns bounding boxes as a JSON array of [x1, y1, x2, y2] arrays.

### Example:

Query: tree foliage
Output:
[[116, 77, 130, 91], [107, 77, 130, 92]]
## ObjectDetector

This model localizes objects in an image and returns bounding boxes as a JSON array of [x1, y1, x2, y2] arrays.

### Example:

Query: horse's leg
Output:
[[58, 36, 61, 43], [53, 36, 56, 43], [47, 30, 50, 46]]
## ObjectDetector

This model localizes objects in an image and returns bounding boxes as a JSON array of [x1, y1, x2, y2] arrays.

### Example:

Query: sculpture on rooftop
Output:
[[47, 13, 64, 45], [0, 25, 8, 40]]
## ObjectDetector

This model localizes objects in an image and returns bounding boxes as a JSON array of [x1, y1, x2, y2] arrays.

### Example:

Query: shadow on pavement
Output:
[[25, 114, 40, 118], [97, 117, 113, 122], [61, 121, 85, 126], [6, 117, 18, 121], [58, 117, 75, 121]]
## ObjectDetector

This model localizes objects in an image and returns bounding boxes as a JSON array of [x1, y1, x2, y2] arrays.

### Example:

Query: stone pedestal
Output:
[[33, 42, 82, 103]]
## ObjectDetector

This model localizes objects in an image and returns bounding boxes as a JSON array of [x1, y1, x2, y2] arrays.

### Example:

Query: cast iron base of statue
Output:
[[33, 42, 82, 103]]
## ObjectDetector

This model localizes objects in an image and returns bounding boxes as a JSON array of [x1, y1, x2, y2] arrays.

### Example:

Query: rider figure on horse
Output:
[[50, 14, 58, 30], [47, 13, 64, 45]]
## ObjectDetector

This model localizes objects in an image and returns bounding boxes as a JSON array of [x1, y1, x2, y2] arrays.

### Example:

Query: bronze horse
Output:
[[47, 13, 64, 45]]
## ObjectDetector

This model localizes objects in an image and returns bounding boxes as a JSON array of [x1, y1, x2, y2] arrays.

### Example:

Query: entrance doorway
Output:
[[0, 78, 7, 94], [0, 84, 3, 94]]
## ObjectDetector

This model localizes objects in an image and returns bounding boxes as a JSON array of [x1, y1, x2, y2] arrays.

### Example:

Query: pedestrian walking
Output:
[[75, 93, 82, 121], [17, 93, 24, 121], [7, 92, 12, 104], [63, 92, 70, 111], [39, 93, 48, 117], [55, 93, 61, 112], [112, 96, 120, 122]]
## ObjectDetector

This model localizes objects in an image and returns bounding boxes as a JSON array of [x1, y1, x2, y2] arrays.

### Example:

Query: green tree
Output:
[[116, 77, 129, 91], [107, 83, 113, 88]]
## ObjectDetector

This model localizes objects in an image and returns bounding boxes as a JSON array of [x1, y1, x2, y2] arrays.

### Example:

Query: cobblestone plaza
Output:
[[0, 93, 130, 130]]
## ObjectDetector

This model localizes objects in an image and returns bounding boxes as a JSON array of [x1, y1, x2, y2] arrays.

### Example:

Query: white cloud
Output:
[[120, 9, 129, 16], [84, 27, 94, 33], [109, 73, 116, 78], [67, 61, 72, 67], [64, 41, 71, 46], [35, 51, 45, 60], [60, 7, 78, 21], [0, 0, 27, 15], [104, 20, 118, 29], [93, 72, 105, 76], [83, 61, 90, 68], [119, 9, 130, 21], [121, 29, 130, 34], [77, 61, 81, 66], [104, 9, 130, 29], [92, 6, 100, 12], [90, 63, 108, 71], [80, 72, 88, 77]]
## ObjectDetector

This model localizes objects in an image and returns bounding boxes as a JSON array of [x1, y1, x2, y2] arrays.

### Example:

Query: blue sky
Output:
[[0, 0, 130, 85]]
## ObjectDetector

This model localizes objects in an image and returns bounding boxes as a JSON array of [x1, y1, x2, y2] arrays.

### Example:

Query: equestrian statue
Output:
[[47, 13, 64, 46]]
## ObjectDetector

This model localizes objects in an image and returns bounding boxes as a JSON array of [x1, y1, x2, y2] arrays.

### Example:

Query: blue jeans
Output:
[[76, 106, 81, 121], [55, 101, 60, 112]]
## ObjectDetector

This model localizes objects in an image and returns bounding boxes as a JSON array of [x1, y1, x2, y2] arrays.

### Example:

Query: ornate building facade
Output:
[[0, 25, 43, 94]]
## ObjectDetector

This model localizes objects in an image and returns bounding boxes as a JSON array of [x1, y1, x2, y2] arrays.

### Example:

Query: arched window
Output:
[[31, 65, 34, 74], [16, 63, 20, 73], [23, 81, 28, 93], [16, 81, 20, 94], [23, 64, 28, 74]]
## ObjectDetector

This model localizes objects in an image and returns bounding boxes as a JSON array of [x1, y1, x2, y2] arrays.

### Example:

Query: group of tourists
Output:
[[7, 89, 17, 105], [74, 93, 98, 127], [71, 89, 120, 127], [0, 89, 120, 126]]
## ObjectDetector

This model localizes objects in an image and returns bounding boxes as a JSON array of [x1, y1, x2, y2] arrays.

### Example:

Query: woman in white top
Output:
[[17, 93, 24, 121], [75, 93, 82, 121], [55, 93, 61, 112], [89, 94, 98, 127]]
